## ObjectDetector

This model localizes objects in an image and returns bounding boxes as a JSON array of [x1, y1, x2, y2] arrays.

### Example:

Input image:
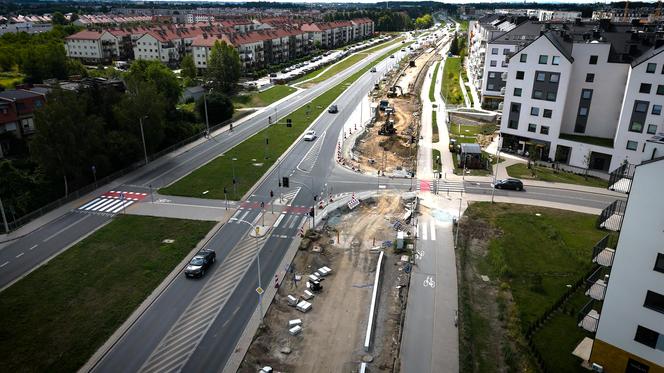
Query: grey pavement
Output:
[[400, 195, 460, 373]]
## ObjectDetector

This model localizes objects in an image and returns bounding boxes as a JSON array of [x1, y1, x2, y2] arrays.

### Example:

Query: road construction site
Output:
[[239, 194, 416, 372]]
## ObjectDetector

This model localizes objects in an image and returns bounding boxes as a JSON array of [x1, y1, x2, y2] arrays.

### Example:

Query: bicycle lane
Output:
[[400, 199, 459, 373]]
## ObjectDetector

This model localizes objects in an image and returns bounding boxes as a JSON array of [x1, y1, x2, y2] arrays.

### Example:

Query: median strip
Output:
[[160, 41, 412, 200]]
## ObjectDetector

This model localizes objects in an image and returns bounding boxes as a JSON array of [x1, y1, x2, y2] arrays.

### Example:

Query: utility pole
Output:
[[203, 91, 210, 137], [0, 197, 9, 233], [455, 197, 462, 248], [232, 157, 238, 198], [491, 135, 502, 203], [139, 115, 149, 165]]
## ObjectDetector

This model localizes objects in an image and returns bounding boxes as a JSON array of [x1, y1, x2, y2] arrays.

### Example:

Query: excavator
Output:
[[387, 85, 404, 98]]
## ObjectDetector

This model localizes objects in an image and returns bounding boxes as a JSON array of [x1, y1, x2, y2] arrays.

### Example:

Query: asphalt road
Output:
[[91, 41, 414, 372], [0, 38, 405, 290]]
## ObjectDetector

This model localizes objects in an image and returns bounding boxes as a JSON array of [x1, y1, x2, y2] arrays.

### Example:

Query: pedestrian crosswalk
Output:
[[77, 191, 147, 215], [414, 220, 442, 241], [416, 180, 464, 194], [139, 234, 267, 373]]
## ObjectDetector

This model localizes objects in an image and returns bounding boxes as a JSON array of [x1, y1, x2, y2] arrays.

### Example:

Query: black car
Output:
[[493, 178, 524, 191], [185, 249, 216, 278], [328, 104, 339, 114]]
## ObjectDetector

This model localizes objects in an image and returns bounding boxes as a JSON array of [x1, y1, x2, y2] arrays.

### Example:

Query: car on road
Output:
[[492, 178, 524, 191], [328, 104, 339, 114], [184, 249, 216, 278], [370, 67, 377, 73], [390, 54, 395, 58], [303, 130, 316, 141]]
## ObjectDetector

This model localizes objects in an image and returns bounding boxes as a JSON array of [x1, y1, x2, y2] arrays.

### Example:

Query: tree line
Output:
[[0, 40, 242, 221]]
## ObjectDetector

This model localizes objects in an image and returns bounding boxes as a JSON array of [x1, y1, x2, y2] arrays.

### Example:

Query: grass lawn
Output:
[[161, 42, 410, 200], [466, 203, 607, 327], [442, 57, 464, 105], [0, 70, 24, 88], [532, 289, 591, 373], [559, 133, 614, 148], [432, 149, 441, 172], [294, 37, 403, 84], [429, 61, 440, 102], [431, 111, 439, 143], [233, 85, 296, 109], [0, 215, 214, 373], [506, 163, 608, 188]]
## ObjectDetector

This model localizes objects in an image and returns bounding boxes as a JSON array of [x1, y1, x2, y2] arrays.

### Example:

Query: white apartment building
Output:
[[537, 10, 582, 22], [133, 31, 179, 65], [64, 30, 121, 63], [577, 155, 664, 372], [498, 21, 664, 173]]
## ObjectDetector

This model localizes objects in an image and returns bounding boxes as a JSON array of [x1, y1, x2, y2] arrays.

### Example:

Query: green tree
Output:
[[126, 60, 181, 108], [196, 91, 234, 127], [30, 89, 106, 196], [51, 12, 67, 25], [180, 53, 197, 85], [449, 33, 459, 56], [205, 40, 241, 93], [415, 14, 433, 29], [114, 81, 167, 156]]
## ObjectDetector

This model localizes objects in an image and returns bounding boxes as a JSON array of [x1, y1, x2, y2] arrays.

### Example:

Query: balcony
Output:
[[607, 162, 634, 194], [596, 199, 626, 231], [585, 266, 609, 301], [577, 299, 601, 333], [591, 235, 616, 267]]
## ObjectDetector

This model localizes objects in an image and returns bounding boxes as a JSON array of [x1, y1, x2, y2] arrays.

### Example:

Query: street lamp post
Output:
[[290, 179, 317, 229], [139, 115, 149, 165], [491, 134, 502, 203], [203, 91, 210, 137], [455, 197, 462, 248], [232, 157, 238, 199]]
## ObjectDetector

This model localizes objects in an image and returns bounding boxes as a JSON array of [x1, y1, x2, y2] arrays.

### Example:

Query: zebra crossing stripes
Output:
[[77, 191, 148, 215], [416, 220, 440, 241], [139, 234, 267, 373], [415, 180, 465, 193], [272, 187, 301, 206]]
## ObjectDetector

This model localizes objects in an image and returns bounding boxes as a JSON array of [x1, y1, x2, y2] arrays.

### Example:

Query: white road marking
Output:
[[421, 223, 428, 240], [43, 215, 89, 243], [238, 210, 250, 222], [29, 244, 37, 251], [16, 252, 24, 258], [273, 213, 286, 228], [231, 210, 242, 220], [378, 185, 386, 189], [430, 221, 436, 241], [0, 261, 8, 268]]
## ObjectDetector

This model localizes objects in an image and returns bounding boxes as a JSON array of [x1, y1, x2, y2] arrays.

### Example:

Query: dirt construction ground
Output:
[[351, 43, 440, 176], [239, 194, 411, 372]]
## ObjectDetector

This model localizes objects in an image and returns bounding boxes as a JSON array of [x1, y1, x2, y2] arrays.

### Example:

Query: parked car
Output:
[[493, 178, 524, 191], [370, 67, 377, 73], [328, 104, 339, 114], [184, 249, 216, 278], [390, 54, 395, 58], [303, 130, 316, 141]]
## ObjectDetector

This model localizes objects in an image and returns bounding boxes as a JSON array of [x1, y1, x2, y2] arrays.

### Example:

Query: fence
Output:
[[0, 114, 247, 235], [534, 160, 610, 181]]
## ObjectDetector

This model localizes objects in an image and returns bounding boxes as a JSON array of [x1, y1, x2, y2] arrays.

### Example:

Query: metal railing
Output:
[[585, 266, 609, 301], [608, 162, 635, 193], [591, 234, 615, 267], [596, 199, 627, 231], [577, 299, 601, 333]]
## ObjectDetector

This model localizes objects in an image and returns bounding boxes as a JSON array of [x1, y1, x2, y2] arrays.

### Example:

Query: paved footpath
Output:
[[400, 193, 460, 373]]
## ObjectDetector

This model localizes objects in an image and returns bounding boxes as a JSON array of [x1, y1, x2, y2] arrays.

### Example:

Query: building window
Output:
[[546, 92, 557, 101], [640, 83, 652, 94], [653, 105, 662, 115], [536, 72, 546, 81], [626, 140, 639, 150], [589, 55, 598, 64], [508, 119, 518, 129], [636, 101, 649, 113], [648, 124, 658, 134], [634, 325, 660, 349], [630, 121, 644, 132], [647, 63, 657, 73], [657, 85, 664, 95], [579, 107, 588, 116], [489, 72, 496, 78], [514, 88, 522, 97], [581, 89, 593, 100], [543, 109, 552, 118], [655, 253, 664, 273], [530, 107, 539, 116], [488, 83, 495, 90], [520, 54, 527, 63], [490, 60, 497, 67], [538, 55, 548, 64], [528, 123, 537, 132], [552, 56, 560, 65], [644, 290, 664, 314], [491, 48, 498, 55], [511, 103, 520, 113], [540, 126, 549, 134], [516, 71, 524, 80], [550, 73, 559, 83]]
